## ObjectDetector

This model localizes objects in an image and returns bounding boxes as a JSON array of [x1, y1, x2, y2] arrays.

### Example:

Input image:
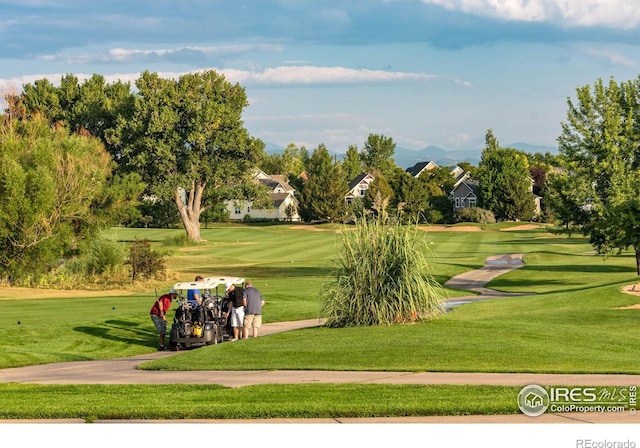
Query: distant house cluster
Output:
[[405, 160, 540, 216], [226, 160, 540, 222], [405, 161, 481, 213]]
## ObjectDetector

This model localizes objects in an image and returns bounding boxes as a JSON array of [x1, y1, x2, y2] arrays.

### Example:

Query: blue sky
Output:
[[1, 0, 640, 153]]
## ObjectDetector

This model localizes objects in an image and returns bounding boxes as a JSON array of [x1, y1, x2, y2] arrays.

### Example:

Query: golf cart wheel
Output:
[[215, 325, 224, 343]]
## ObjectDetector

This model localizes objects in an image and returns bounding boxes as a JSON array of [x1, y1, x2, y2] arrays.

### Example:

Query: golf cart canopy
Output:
[[173, 276, 245, 291]]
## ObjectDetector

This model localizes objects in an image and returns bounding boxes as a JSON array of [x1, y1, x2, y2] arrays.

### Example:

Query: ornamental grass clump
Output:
[[320, 215, 446, 327]]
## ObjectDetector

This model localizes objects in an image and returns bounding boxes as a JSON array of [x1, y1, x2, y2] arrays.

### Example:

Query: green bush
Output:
[[85, 234, 125, 275], [127, 238, 166, 281], [320, 215, 446, 327], [454, 207, 496, 224]]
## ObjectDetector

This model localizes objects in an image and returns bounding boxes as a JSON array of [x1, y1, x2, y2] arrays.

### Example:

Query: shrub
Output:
[[320, 215, 446, 327], [454, 207, 496, 224], [84, 234, 126, 275], [127, 238, 166, 282]]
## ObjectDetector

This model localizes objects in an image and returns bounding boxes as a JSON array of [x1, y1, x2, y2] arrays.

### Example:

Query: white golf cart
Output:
[[169, 276, 245, 350]]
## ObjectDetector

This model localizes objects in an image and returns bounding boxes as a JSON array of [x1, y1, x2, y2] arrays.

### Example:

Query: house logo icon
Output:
[[518, 384, 549, 416]]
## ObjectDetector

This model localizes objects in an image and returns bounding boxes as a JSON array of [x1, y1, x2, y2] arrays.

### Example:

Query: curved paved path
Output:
[[1, 254, 638, 423], [444, 253, 531, 305]]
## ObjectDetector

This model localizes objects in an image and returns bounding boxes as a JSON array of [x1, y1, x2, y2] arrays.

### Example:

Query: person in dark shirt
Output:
[[225, 281, 245, 341]]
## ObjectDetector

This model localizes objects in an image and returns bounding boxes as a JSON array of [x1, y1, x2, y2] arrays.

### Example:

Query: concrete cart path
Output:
[[444, 253, 532, 302]]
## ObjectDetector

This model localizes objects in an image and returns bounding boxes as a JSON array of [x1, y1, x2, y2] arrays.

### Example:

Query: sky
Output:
[[1, 0, 640, 154]]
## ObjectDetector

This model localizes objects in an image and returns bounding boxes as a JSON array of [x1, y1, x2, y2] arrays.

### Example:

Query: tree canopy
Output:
[[550, 76, 640, 274], [0, 116, 119, 282], [297, 144, 347, 222], [15, 70, 265, 242], [477, 130, 536, 221], [360, 133, 396, 177]]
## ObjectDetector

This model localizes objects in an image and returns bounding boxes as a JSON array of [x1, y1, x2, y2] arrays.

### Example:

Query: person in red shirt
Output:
[[150, 288, 177, 350]]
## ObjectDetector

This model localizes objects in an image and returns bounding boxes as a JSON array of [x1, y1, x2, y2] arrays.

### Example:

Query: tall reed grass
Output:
[[320, 216, 446, 327]]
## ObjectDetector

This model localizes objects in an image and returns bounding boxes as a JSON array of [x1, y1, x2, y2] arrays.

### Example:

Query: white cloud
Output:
[[106, 44, 283, 61], [220, 66, 438, 84], [0, 66, 456, 96], [37, 44, 283, 64], [582, 48, 637, 67], [420, 0, 640, 29]]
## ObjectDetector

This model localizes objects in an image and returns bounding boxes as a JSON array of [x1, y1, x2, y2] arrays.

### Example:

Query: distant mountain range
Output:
[[264, 142, 558, 169]]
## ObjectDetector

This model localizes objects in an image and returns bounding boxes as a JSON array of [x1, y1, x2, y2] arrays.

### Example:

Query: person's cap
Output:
[[225, 282, 233, 290], [169, 288, 177, 294]]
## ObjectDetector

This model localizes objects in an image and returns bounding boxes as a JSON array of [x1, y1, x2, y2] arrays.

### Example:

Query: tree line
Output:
[[2, 71, 640, 283]]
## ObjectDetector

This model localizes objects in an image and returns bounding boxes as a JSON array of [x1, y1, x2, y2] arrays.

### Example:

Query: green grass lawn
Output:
[[1, 223, 639, 419], [2, 223, 639, 373], [0, 383, 519, 420]]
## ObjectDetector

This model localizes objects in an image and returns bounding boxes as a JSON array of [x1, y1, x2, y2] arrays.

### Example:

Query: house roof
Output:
[[348, 172, 374, 191], [406, 161, 438, 177], [452, 171, 471, 188], [269, 174, 288, 184], [451, 179, 479, 198], [271, 192, 296, 208], [258, 175, 295, 193]]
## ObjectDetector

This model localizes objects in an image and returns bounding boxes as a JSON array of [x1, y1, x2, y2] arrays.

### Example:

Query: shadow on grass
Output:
[[489, 276, 636, 298], [172, 265, 335, 279], [74, 319, 154, 348], [522, 263, 633, 274]]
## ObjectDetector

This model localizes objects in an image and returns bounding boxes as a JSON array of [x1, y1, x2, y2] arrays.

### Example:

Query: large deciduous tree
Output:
[[19, 74, 134, 159], [360, 133, 396, 177], [14, 74, 143, 225], [551, 76, 640, 274], [111, 70, 265, 241]]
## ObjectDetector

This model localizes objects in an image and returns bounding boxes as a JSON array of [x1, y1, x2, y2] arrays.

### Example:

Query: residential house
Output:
[[345, 172, 375, 206], [409, 160, 468, 188], [406, 161, 439, 178], [449, 175, 542, 216], [226, 170, 301, 221], [450, 179, 480, 212]]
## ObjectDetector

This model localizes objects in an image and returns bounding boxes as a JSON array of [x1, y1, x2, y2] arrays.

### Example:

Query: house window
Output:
[[455, 197, 460, 208], [234, 207, 241, 215], [360, 189, 366, 197], [468, 197, 476, 208], [247, 206, 251, 213]]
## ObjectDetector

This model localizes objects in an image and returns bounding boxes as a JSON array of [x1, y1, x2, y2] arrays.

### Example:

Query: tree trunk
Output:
[[174, 180, 206, 242], [636, 249, 640, 276]]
